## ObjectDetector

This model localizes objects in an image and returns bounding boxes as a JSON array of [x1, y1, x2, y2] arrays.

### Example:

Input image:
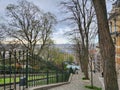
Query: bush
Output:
[[82, 77, 90, 80], [0, 64, 14, 74]]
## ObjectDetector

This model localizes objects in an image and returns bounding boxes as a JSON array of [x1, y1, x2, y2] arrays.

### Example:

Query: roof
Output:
[[113, 0, 120, 8], [109, 13, 120, 20], [109, 0, 120, 20]]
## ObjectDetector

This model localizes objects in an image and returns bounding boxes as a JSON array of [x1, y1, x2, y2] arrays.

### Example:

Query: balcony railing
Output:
[[110, 31, 120, 37]]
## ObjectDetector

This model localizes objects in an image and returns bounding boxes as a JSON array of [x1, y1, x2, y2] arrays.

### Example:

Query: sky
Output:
[[0, 0, 114, 44]]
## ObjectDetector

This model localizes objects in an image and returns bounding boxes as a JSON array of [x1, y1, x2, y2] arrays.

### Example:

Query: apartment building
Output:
[[109, 0, 120, 73]]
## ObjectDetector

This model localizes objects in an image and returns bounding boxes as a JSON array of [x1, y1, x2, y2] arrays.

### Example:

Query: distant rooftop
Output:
[[113, 0, 120, 8], [109, 0, 120, 20]]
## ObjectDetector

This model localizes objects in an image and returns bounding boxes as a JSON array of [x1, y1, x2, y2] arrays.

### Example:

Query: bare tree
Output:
[[6, 40, 21, 51], [0, 24, 6, 51], [0, 26, 5, 58], [92, 0, 119, 90], [5, 0, 56, 55], [37, 12, 56, 55], [75, 41, 85, 71], [61, 0, 95, 79]]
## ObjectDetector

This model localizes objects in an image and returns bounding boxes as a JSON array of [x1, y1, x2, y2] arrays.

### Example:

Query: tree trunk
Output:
[[90, 57, 93, 87], [84, 48, 89, 79], [92, 0, 119, 90], [84, 61, 89, 79], [81, 46, 89, 79], [79, 56, 84, 72]]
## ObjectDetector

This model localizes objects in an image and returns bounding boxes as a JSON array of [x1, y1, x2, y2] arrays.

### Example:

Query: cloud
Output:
[[52, 37, 69, 44], [0, 0, 62, 16], [0, 0, 112, 44], [106, 1, 113, 12], [0, 0, 69, 44], [52, 27, 72, 44], [28, 0, 61, 14], [54, 27, 71, 37], [0, 0, 17, 13]]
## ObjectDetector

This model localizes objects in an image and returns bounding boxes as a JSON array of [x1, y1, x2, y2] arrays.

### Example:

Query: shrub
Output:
[[82, 77, 90, 80]]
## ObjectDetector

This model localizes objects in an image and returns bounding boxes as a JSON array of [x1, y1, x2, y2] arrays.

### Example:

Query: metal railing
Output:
[[0, 50, 70, 90]]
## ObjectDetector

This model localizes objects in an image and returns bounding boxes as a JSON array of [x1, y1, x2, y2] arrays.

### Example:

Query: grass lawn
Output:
[[0, 74, 63, 85]]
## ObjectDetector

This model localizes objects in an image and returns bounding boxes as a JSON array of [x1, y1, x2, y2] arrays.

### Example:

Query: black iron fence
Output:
[[0, 50, 70, 90]]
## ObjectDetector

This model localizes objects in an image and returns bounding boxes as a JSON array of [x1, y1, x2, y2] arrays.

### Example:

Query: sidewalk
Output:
[[97, 73, 120, 90], [48, 71, 102, 90]]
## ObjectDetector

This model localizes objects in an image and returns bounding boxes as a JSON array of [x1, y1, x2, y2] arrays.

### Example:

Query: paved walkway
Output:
[[98, 73, 120, 90], [48, 71, 102, 90]]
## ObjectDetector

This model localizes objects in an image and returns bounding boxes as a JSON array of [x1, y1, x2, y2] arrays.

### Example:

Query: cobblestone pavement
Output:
[[48, 71, 102, 90]]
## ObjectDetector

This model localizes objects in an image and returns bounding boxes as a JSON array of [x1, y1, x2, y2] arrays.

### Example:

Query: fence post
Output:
[[9, 51, 12, 89], [56, 70, 58, 83], [62, 71, 63, 82], [62, 62, 64, 82], [14, 51, 17, 90], [2, 51, 5, 90], [47, 70, 49, 84], [26, 50, 28, 88], [65, 72, 68, 82]]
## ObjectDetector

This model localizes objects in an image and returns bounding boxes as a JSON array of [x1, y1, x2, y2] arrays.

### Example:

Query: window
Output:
[[109, 21, 112, 33], [114, 18, 117, 32]]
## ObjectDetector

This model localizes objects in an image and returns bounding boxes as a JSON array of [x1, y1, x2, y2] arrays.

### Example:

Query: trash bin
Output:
[[19, 77, 26, 86]]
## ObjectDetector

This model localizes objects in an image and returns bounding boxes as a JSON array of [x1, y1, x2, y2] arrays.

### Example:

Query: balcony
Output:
[[110, 31, 120, 37]]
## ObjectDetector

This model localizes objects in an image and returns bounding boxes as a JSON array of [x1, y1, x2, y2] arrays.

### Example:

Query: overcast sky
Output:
[[0, 0, 114, 44]]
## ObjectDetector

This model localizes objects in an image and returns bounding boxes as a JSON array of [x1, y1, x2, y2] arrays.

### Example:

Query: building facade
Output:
[[94, 46, 103, 72], [109, 0, 120, 73]]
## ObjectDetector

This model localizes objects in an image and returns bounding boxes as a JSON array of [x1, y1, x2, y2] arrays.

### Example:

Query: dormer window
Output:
[[117, 0, 120, 7]]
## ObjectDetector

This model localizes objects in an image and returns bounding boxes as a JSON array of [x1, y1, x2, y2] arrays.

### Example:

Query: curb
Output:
[[28, 73, 73, 90]]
